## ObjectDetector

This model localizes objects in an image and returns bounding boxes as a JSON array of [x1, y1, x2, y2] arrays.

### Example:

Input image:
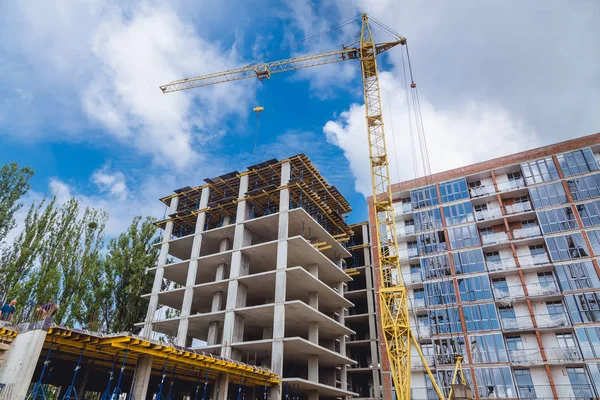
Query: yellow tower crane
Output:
[[160, 13, 469, 400]]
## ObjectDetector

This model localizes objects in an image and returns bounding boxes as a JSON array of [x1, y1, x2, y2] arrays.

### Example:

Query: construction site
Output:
[[1, 6, 596, 400]]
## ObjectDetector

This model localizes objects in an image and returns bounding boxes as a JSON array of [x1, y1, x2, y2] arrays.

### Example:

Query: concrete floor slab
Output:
[[288, 208, 352, 259], [167, 233, 195, 260], [281, 377, 357, 398], [345, 313, 371, 323], [237, 267, 353, 312], [148, 250, 233, 286], [227, 337, 356, 367]]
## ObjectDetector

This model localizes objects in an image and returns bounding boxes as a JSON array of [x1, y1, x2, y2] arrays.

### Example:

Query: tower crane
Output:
[[160, 13, 469, 400]]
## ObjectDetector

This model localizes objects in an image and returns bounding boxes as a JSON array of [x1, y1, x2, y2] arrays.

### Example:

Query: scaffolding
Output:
[[156, 154, 353, 242]]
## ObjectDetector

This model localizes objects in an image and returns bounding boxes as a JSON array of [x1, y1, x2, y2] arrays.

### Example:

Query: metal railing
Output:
[[509, 348, 543, 364], [494, 286, 526, 301], [513, 225, 542, 239], [474, 207, 503, 221], [411, 384, 598, 400], [535, 313, 570, 328], [402, 271, 423, 284], [482, 231, 510, 245], [410, 354, 434, 370], [409, 298, 426, 310], [501, 315, 534, 330], [414, 325, 432, 339], [486, 257, 517, 272], [545, 346, 583, 362], [399, 247, 419, 259], [470, 185, 495, 197], [518, 253, 551, 267], [526, 281, 560, 297], [397, 225, 416, 236], [505, 201, 533, 214], [497, 178, 526, 192], [395, 203, 413, 217]]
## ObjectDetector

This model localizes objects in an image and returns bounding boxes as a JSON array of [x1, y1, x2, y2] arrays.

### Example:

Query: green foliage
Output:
[[0, 162, 34, 242], [0, 162, 160, 333], [101, 216, 158, 333]]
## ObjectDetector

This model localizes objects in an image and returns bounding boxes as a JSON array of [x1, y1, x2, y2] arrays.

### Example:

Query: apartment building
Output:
[[378, 133, 600, 400], [143, 154, 357, 400]]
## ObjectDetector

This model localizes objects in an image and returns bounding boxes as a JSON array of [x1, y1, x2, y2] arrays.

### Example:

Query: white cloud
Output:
[[324, 71, 540, 196], [91, 166, 128, 200], [1, 1, 255, 168]]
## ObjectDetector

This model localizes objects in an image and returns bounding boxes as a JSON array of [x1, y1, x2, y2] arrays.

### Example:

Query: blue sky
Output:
[[1, 1, 599, 237]]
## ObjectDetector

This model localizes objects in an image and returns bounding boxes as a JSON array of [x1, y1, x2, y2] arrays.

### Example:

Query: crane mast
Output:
[[159, 13, 464, 400]]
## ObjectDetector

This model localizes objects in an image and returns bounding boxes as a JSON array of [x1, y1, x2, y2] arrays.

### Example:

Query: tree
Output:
[[0, 162, 34, 243], [101, 216, 159, 333], [0, 196, 58, 304]]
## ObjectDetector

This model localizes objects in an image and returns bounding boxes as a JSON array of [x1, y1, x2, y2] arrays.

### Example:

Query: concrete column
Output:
[[213, 372, 230, 400], [309, 291, 319, 310], [177, 188, 210, 346], [309, 322, 319, 344], [130, 355, 154, 400], [308, 391, 319, 400], [338, 283, 348, 391], [0, 327, 47, 400], [144, 196, 179, 337], [271, 162, 291, 393], [207, 262, 227, 346], [221, 175, 250, 359], [308, 354, 319, 382], [308, 263, 318, 278]]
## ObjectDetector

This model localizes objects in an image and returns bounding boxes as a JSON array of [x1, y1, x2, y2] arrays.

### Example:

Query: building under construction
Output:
[[142, 154, 384, 399]]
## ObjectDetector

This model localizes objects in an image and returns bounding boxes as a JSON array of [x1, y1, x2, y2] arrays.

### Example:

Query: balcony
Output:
[[482, 232, 509, 245], [486, 257, 517, 273], [399, 247, 419, 259], [518, 253, 550, 268], [545, 346, 583, 362], [508, 348, 543, 364], [497, 178, 526, 192], [410, 354, 434, 370], [402, 271, 423, 285], [397, 225, 416, 237], [474, 207, 503, 221], [409, 298, 426, 310], [494, 286, 525, 302], [520, 384, 597, 400], [410, 388, 439, 400], [512, 225, 541, 239], [395, 203, 413, 217], [505, 201, 533, 215], [470, 185, 495, 198], [501, 315, 534, 331], [414, 325, 432, 339], [535, 313, 570, 328], [526, 282, 560, 297]]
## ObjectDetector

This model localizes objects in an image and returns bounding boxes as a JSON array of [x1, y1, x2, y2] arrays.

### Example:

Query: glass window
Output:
[[499, 306, 516, 320], [470, 333, 508, 363], [424, 280, 457, 306], [588, 364, 600, 400], [566, 367, 594, 399], [433, 337, 466, 365], [514, 369, 537, 399], [414, 208, 443, 231], [506, 336, 523, 351], [429, 307, 462, 334], [565, 292, 600, 323], [521, 157, 560, 185], [546, 301, 566, 318], [439, 178, 469, 203], [586, 229, 600, 255], [567, 173, 600, 201], [421, 254, 452, 279], [576, 327, 600, 359], [459, 275, 493, 302], [417, 231, 447, 254], [448, 224, 481, 249], [492, 278, 509, 294], [577, 200, 600, 227], [411, 185, 438, 209], [555, 262, 600, 291], [474, 367, 516, 398], [528, 182, 567, 209], [537, 206, 578, 234], [545, 233, 589, 261], [463, 303, 500, 332], [443, 201, 474, 226], [557, 148, 599, 177], [453, 249, 486, 274]]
